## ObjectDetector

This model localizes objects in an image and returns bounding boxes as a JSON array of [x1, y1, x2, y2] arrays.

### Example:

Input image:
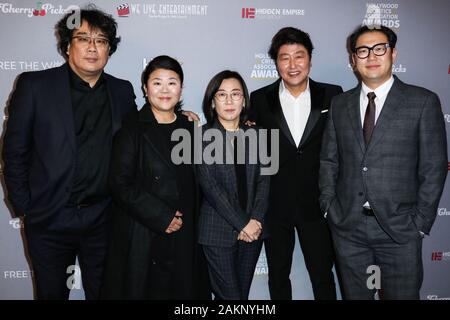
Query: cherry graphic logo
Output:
[[33, 2, 46, 16]]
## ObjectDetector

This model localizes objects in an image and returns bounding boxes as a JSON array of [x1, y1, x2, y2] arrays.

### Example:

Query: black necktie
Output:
[[363, 92, 376, 145]]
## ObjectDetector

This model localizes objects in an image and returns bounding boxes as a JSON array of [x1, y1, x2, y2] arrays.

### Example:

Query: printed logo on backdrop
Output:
[[251, 53, 278, 80], [33, 1, 46, 16], [346, 62, 406, 73], [0, 2, 75, 17], [9, 218, 23, 229], [241, 7, 305, 20], [438, 208, 450, 216], [363, 3, 400, 30], [254, 251, 268, 275], [3, 270, 33, 279], [116, 3, 207, 19], [142, 57, 183, 71], [431, 251, 450, 261], [444, 115, 450, 123], [117, 3, 130, 17], [0, 60, 64, 72], [391, 63, 406, 73], [427, 295, 450, 300]]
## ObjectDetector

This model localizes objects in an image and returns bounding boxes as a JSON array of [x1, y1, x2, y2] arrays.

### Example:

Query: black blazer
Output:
[[249, 78, 343, 223], [2, 63, 137, 225]]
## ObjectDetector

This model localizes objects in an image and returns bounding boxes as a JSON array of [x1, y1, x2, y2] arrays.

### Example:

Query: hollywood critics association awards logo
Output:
[[251, 53, 278, 80], [363, 3, 400, 30], [254, 251, 268, 275]]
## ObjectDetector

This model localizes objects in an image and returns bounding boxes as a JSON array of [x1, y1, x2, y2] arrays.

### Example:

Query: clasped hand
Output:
[[238, 219, 262, 242], [165, 211, 183, 234]]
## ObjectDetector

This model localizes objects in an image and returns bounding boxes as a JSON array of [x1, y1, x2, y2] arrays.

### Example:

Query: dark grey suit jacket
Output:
[[319, 76, 447, 243], [197, 121, 270, 247]]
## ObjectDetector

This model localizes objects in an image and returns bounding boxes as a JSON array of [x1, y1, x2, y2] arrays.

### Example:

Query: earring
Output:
[[243, 101, 246, 109], [212, 101, 215, 109]]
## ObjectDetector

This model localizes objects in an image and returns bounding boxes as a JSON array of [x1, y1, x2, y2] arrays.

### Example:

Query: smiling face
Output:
[[352, 31, 397, 89], [145, 68, 182, 115], [214, 78, 244, 130], [67, 20, 110, 86], [276, 43, 311, 96]]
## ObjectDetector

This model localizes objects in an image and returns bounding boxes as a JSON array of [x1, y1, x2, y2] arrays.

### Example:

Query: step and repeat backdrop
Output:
[[0, 0, 449, 300]]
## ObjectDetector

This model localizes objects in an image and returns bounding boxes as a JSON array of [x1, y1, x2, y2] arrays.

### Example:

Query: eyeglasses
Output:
[[215, 91, 243, 102], [72, 35, 109, 49], [354, 43, 390, 59]]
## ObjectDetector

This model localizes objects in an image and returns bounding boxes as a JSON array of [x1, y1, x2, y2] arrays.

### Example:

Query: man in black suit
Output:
[[249, 27, 342, 300], [2, 7, 136, 299]]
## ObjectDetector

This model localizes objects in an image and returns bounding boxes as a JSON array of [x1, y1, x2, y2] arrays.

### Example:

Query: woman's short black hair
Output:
[[141, 55, 184, 111], [202, 70, 249, 125], [55, 4, 120, 59], [349, 25, 397, 53], [268, 27, 314, 61]]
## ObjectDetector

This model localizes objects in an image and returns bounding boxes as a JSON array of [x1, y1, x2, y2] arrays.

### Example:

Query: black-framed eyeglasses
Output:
[[214, 91, 243, 102], [72, 35, 109, 48], [354, 43, 390, 59]]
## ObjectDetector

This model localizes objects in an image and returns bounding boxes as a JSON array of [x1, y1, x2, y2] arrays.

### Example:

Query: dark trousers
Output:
[[331, 215, 423, 300], [203, 240, 263, 300], [264, 218, 336, 300], [24, 200, 109, 300]]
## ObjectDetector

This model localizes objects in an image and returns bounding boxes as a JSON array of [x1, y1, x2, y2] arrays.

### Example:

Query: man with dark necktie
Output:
[[319, 25, 447, 299]]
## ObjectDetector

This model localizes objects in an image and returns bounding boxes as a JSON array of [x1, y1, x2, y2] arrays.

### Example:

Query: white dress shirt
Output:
[[279, 79, 311, 147], [359, 76, 394, 126], [360, 76, 394, 209]]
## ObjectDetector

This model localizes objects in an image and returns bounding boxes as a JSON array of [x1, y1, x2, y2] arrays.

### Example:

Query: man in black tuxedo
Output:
[[249, 27, 342, 299], [2, 7, 136, 299]]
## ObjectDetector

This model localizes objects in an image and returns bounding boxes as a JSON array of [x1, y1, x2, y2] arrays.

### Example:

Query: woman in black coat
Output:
[[101, 56, 210, 299]]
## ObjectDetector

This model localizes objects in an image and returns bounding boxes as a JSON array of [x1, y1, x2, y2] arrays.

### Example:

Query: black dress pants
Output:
[[264, 217, 336, 300], [24, 200, 109, 300]]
